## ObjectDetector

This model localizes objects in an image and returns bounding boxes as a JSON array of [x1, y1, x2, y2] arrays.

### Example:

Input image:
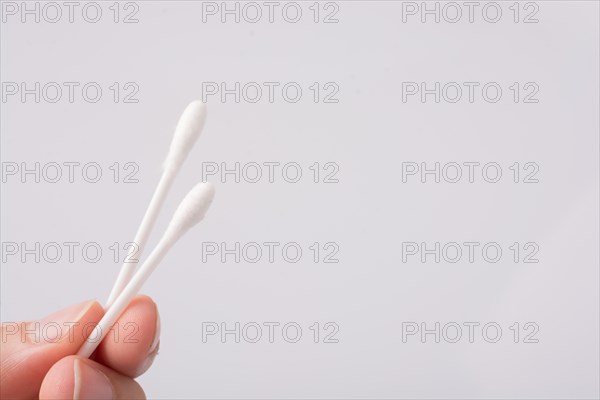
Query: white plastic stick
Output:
[[79, 182, 215, 358], [106, 101, 207, 308]]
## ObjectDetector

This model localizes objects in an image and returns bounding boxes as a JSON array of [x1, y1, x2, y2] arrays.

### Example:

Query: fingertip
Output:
[[39, 356, 76, 400], [40, 356, 114, 399], [40, 356, 145, 400], [94, 295, 160, 378]]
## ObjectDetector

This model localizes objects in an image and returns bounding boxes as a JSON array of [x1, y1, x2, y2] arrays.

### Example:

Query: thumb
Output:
[[0, 300, 104, 399]]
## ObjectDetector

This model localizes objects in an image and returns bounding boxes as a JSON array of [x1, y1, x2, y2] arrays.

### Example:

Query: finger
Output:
[[0, 300, 104, 399], [39, 355, 145, 399], [92, 295, 160, 378]]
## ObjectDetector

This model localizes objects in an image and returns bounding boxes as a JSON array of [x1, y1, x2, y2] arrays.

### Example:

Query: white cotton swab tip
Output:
[[164, 100, 207, 172], [78, 181, 215, 358], [163, 181, 215, 242]]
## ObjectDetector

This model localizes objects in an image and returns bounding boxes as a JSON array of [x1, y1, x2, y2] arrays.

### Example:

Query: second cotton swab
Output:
[[78, 182, 215, 358]]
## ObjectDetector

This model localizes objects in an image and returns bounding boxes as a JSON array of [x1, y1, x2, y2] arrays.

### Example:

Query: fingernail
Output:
[[136, 309, 161, 376], [73, 359, 114, 400], [150, 311, 161, 355], [34, 300, 97, 345]]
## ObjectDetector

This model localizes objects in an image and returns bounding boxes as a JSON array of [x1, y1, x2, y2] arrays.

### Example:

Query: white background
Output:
[[1, 1, 599, 398]]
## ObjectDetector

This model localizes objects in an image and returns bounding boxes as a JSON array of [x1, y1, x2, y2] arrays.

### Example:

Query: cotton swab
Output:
[[106, 101, 207, 308], [78, 182, 215, 358]]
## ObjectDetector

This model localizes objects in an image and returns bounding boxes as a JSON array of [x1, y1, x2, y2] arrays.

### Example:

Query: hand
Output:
[[1, 295, 160, 399]]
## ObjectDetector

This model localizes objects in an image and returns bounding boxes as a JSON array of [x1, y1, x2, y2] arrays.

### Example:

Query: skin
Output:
[[0, 295, 159, 399]]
